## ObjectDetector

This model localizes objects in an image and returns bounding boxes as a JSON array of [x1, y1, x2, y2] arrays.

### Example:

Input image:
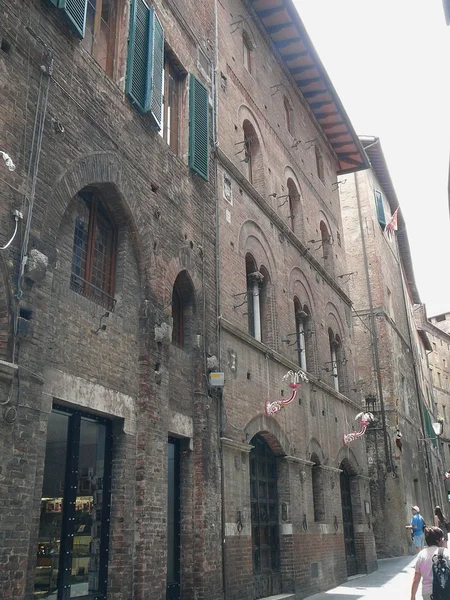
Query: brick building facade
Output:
[[340, 137, 446, 557], [0, 0, 379, 599], [419, 309, 450, 497], [215, 1, 376, 599], [0, 0, 222, 598]]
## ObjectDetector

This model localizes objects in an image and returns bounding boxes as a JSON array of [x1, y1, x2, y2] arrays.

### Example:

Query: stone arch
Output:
[[244, 414, 291, 456], [44, 152, 148, 290], [306, 437, 326, 463], [238, 220, 276, 282], [288, 268, 314, 313], [164, 254, 203, 316], [335, 447, 360, 475], [326, 302, 345, 340]]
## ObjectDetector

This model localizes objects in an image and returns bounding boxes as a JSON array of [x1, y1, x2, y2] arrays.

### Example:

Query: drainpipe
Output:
[[354, 171, 392, 471], [212, 1, 227, 598]]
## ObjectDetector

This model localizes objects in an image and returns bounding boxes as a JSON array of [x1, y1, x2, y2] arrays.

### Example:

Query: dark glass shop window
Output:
[[167, 437, 181, 600], [34, 407, 112, 600]]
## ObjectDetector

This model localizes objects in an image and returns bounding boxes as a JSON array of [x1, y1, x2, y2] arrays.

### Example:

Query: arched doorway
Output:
[[250, 435, 281, 598], [340, 465, 357, 576]]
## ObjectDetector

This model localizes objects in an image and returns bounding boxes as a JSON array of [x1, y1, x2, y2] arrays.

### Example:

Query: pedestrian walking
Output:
[[434, 506, 449, 548], [406, 506, 426, 552], [410, 526, 450, 600]]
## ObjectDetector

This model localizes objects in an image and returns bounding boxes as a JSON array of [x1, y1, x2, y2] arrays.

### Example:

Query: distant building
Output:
[[340, 137, 446, 557]]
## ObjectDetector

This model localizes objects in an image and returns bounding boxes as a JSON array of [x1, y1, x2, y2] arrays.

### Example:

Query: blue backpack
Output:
[[431, 548, 450, 600]]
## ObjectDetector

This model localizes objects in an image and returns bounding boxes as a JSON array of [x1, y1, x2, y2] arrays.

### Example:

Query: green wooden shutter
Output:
[[59, 0, 87, 38], [127, 3, 164, 122], [374, 190, 386, 228], [189, 75, 209, 181], [148, 11, 164, 128], [127, 0, 152, 113]]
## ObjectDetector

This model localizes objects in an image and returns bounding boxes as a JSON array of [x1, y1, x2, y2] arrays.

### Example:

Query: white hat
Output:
[[412, 505, 420, 512]]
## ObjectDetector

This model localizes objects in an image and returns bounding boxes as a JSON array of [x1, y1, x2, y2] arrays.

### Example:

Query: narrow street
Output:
[[305, 556, 417, 600]]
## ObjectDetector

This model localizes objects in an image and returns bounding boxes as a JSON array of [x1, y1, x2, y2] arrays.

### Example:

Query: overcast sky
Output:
[[295, 0, 450, 317]]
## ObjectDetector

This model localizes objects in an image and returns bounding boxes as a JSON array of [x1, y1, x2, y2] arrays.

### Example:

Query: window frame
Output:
[[243, 33, 252, 73], [315, 145, 324, 182], [70, 191, 118, 311], [81, 0, 117, 76], [162, 58, 182, 154]]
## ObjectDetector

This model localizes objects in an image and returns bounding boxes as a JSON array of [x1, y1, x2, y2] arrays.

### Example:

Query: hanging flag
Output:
[[384, 207, 399, 238]]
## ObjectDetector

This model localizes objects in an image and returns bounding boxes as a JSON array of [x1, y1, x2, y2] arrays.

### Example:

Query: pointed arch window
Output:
[[320, 220, 334, 276], [284, 97, 292, 135], [246, 254, 262, 341], [71, 190, 117, 310], [294, 301, 314, 373], [243, 32, 252, 73], [287, 178, 299, 233], [329, 328, 340, 392], [172, 271, 195, 348], [315, 145, 324, 182]]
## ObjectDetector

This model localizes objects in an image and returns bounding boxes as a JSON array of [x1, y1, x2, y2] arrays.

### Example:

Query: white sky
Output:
[[295, 0, 450, 317]]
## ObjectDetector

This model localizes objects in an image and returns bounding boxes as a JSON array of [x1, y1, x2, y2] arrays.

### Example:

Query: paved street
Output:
[[305, 556, 418, 600]]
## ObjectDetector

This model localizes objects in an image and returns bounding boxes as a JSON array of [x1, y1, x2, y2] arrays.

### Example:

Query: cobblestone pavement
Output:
[[305, 555, 418, 600]]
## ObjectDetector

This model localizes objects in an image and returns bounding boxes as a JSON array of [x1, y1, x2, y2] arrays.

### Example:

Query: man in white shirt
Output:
[[411, 526, 450, 600]]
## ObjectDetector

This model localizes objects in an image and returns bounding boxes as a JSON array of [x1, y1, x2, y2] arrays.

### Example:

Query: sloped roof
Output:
[[361, 137, 420, 304], [250, 0, 370, 174]]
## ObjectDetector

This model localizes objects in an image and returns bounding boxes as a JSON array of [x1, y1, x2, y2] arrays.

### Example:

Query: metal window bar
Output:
[[70, 273, 116, 311]]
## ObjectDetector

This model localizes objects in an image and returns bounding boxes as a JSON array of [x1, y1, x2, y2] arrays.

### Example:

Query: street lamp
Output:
[[432, 419, 444, 437]]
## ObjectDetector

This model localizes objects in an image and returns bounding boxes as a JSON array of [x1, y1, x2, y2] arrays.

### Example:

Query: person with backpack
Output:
[[435, 506, 449, 548], [410, 526, 450, 600], [407, 506, 427, 552]]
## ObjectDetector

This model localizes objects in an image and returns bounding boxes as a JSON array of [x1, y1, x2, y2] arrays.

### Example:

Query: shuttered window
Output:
[[126, 1, 164, 126], [189, 75, 209, 181], [374, 190, 386, 228], [59, 0, 88, 38]]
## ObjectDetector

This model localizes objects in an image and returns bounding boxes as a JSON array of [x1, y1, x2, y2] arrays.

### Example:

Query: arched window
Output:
[[242, 120, 256, 184], [70, 189, 117, 310], [243, 32, 252, 73], [328, 328, 339, 391], [294, 297, 306, 371], [320, 220, 334, 276], [172, 271, 195, 348], [259, 266, 271, 346], [287, 178, 299, 233], [311, 453, 325, 522], [294, 300, 314, 373], [246, 254, 261, 340], [284, 97, 292, 135], [315, 145, 324, 182]]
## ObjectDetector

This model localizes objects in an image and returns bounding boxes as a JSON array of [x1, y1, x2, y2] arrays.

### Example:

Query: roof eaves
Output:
[[250, 0, 370, 174]]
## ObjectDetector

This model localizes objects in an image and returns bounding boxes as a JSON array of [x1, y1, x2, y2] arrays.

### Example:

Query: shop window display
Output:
[[34, 407, 112, 600]]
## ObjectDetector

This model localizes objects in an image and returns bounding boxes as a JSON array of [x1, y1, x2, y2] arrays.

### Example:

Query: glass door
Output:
[[34, 407, 112, 600], [166, 437, 181, 600]]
